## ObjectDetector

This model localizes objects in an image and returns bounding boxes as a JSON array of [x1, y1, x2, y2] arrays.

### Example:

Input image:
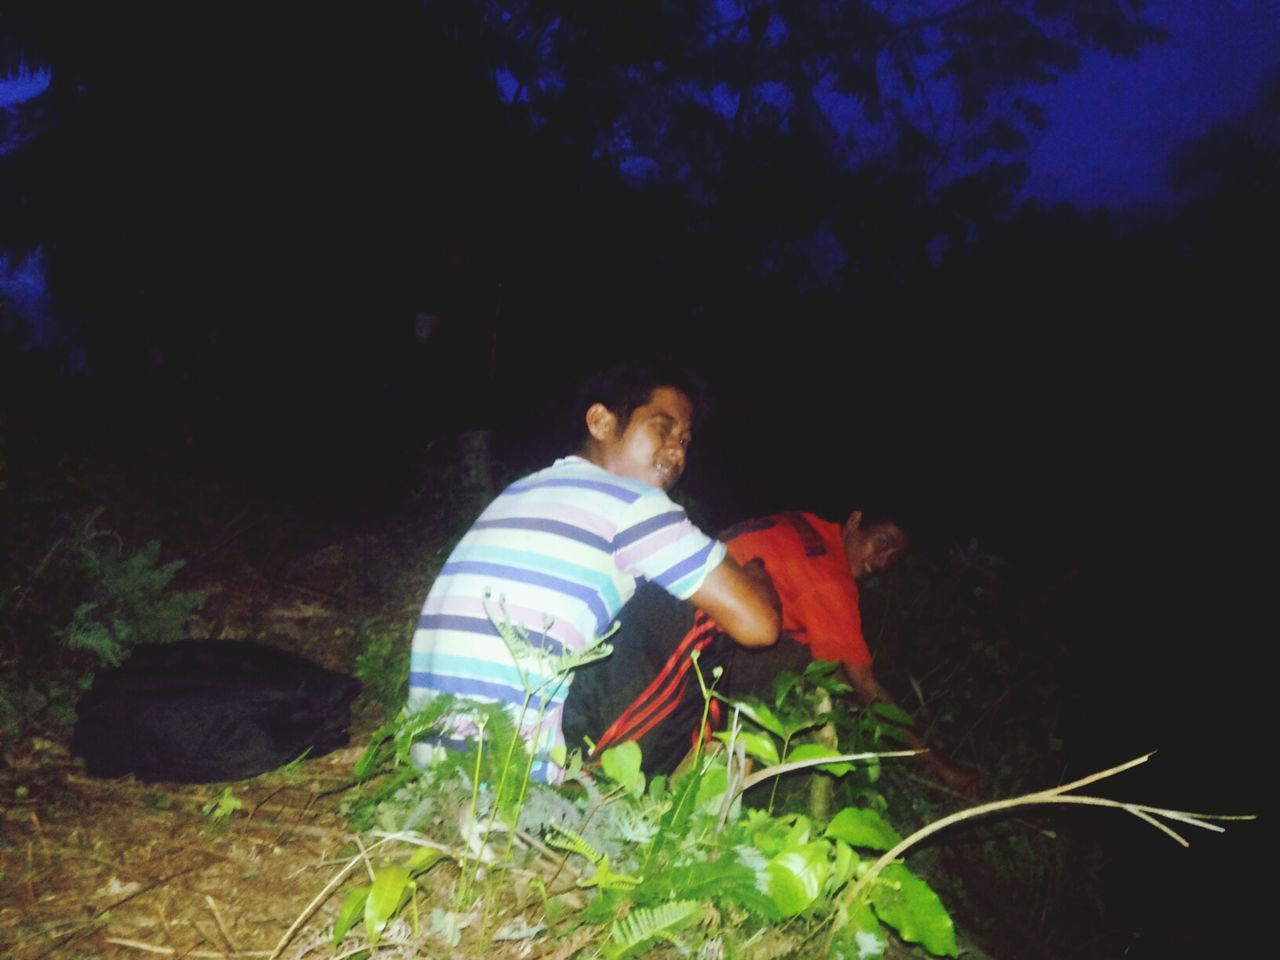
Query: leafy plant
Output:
[[1, 508, 206, 734], [351, 617, 412, 718], [56, 511, 207, 666], [283, 564, 1254, 960], [315, 660, 962, 959], [202, 787, 243, 824]]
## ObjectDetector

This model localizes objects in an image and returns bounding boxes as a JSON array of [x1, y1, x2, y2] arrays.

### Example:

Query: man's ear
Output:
[[585, 402, 618, 440], [845, 510, 863, 535]]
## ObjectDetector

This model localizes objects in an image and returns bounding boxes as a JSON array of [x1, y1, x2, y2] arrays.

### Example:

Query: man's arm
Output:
[[687, 556, 780, 649], [843, 663, 979, 795]]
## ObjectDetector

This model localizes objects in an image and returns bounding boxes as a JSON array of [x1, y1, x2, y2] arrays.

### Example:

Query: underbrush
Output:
[[0, 506, 207, 737], [325, 664, 962, 960], [283, 537, 1252, 960]]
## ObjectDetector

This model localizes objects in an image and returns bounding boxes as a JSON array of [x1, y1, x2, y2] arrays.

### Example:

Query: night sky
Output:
[[1, 3, 1272, 950]]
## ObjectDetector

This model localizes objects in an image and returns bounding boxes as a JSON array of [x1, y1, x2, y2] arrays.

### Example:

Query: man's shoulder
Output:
[[505, 457, 668, 503], [724, 512, 840, 558]]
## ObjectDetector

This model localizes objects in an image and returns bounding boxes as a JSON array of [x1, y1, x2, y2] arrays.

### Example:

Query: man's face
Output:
[[591, 385, 693, 491], [843, 516, 907, 581]]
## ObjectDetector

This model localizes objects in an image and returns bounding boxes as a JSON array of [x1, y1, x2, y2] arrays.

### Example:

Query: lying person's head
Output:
[[576, 361, 705, 491], [842, 508, 908, 580]]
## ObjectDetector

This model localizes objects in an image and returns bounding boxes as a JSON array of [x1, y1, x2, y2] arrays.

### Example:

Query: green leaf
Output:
[[825, 808, 904, 852], [870, 702, 914, 726], [201, 787, 242, 822], [837, 900, 886, 958], [694, 764, 729, 815], [601, 741, 646, 798], [773, 671, 803, 706], [405, 846, 444, 872], [581, 855, 642, 890], [735, 700, 786, 737], [607, 900, 701, 958], [830, 839, 857, 890], [544, 824, 603, 865], [716, 730, 779, 766], [787, 742, 853, 776], [874, 723, 918, 747], [579, 888, 624, 925], [765, 842, 831, 917], [365, 865, 413, 946], [333, 885, 370, 946], [870, 863, 957, 957]]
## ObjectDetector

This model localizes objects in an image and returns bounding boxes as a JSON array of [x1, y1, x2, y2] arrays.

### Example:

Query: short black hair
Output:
[[574, 358, 708, 431], [848, 504, 914, 546]]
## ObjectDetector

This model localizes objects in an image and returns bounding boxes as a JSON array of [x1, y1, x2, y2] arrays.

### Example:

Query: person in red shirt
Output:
[[562, 508, 977, 793]]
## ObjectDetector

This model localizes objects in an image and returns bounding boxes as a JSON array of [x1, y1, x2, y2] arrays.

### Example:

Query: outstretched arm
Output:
[[687, 556, 780, 649], [843, 662, 979, 795]]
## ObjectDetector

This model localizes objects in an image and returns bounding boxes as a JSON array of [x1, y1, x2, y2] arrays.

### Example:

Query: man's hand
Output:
[[842, 663, 981, 798], [924, 752, 982, 799]]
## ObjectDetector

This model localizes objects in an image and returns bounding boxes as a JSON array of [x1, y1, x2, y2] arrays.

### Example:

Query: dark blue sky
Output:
[[1023, 0, 1280, 208], [3, 3, 1277, 222]]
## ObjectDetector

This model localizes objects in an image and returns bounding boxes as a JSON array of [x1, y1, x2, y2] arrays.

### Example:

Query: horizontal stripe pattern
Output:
[[408, 456, 725, 784]]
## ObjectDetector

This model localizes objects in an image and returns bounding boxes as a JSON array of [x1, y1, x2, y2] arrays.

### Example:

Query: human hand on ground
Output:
[[929, 755, 982, 799]]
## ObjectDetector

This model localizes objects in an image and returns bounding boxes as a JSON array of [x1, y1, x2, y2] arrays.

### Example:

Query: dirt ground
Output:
[[0, 456, 1183, 960], [0, 463, 462, 960]]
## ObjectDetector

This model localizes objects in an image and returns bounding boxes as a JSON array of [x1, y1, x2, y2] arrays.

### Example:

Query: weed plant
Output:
[[322, 658, 961, 959], [0, 508, 206, 735], [297, 539, 1254, 960]]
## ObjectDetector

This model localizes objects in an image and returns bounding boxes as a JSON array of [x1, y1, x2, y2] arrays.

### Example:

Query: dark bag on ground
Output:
[[72, 639, 362, 783]]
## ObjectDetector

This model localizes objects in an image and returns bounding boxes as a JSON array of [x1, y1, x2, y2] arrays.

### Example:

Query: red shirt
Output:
[[722, 512, 871, 669]]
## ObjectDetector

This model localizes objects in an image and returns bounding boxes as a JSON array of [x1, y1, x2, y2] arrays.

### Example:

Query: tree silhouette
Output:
[[0, 1, 1167, 475]]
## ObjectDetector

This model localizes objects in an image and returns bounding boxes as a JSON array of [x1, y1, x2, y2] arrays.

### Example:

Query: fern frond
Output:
[[608, 899, 701, 955], [547, 640, 614, 675], [543, 823, 603, 864], [389, 695, 463, 762], [611, 801, 662, 844]]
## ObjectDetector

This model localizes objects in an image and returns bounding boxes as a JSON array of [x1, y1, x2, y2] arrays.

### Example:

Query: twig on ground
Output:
[[825, 752, 1256, 952], [205, 894, 240, 954], [267, 836, 397, 960], [106, 936, 272, 957], [354, 834, 376, 881]]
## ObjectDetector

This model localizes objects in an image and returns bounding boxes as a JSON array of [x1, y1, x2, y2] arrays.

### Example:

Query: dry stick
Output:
[[734, 749, 923, 799], [205, 894, 240, 954], [824, 751, 1256, 953], [353, 834, 377, 882], [249, 784, 291, 823], [25, 860, 219, 960], [267, 836, 397, 960], [105, 938, 271, 957]]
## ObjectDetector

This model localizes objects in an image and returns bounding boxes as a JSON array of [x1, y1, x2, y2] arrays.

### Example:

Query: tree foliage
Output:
[[0, 1, 1167, 488]]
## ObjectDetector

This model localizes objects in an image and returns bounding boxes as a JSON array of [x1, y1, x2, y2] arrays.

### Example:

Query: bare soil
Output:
[[0, 463, 456, 960]]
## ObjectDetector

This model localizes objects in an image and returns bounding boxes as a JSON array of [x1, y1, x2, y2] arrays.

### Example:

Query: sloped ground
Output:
[[0, 457, 474, 960], [2, 738, 362, 959], [0, 462, 988, 960], [3, 453, 1218, 960]]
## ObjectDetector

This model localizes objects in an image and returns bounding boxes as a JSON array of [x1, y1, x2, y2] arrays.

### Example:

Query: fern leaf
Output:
[[608, 899, 701, 956], [547, 640, 614, 675], [544, 823, 603, 864]]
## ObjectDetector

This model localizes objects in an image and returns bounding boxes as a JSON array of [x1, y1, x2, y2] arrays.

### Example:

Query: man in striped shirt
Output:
[[407, 364, 779, 782]]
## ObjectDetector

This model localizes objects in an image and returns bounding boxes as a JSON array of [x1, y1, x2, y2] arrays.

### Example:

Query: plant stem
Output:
[[824, 752, 1255, 953]]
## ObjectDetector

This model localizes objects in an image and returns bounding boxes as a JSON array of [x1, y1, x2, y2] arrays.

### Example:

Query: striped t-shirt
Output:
[[408, 455, 726, 782]]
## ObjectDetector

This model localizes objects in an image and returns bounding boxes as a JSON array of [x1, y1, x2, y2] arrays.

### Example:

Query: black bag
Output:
[[71, 639, 362, 783]]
